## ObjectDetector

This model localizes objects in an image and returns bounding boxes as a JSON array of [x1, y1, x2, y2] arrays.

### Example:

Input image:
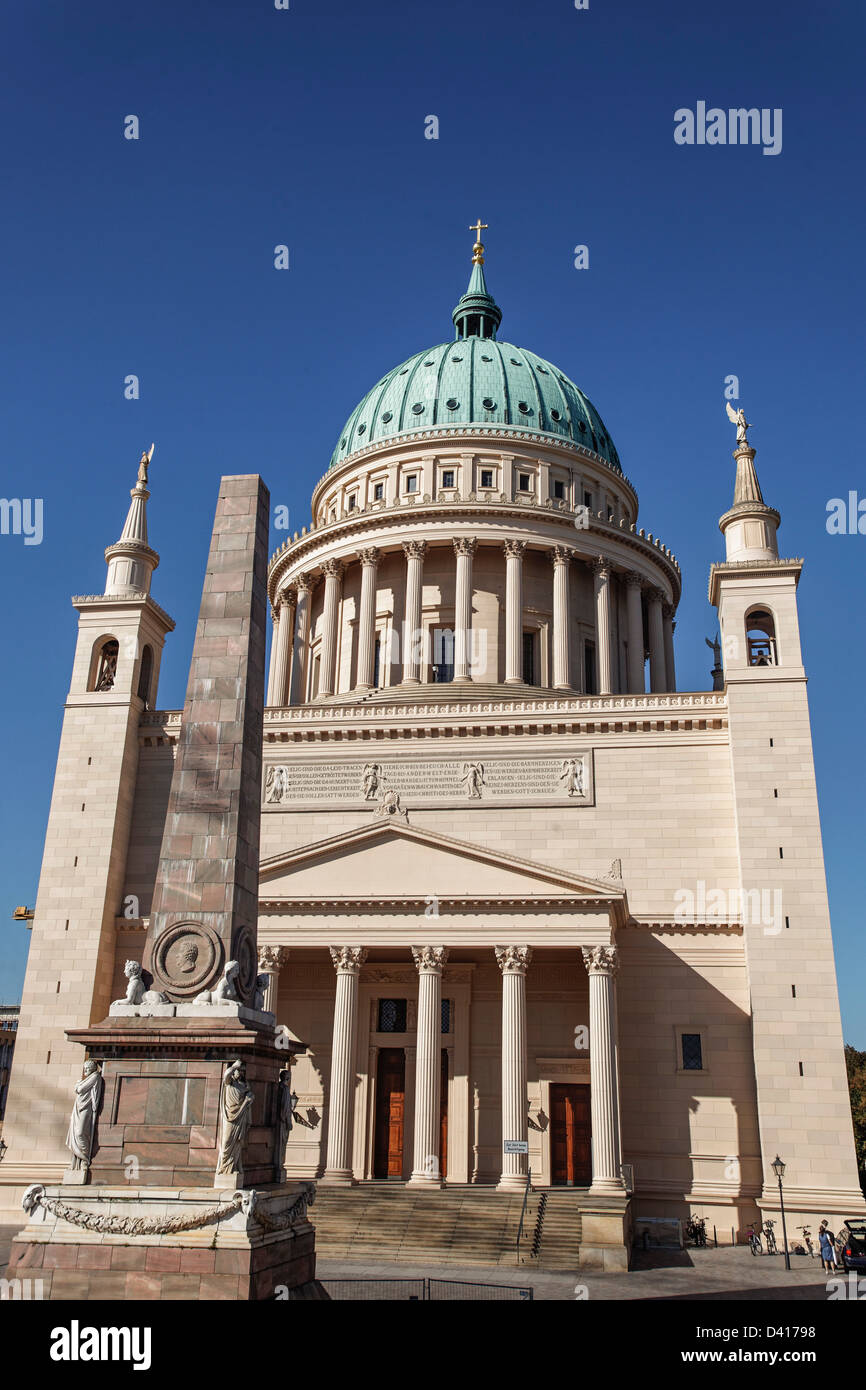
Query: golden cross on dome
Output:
[[469, 219, 488, 263]]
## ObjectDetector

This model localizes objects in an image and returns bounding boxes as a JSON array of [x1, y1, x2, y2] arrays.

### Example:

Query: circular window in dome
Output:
[[340, 437, 347, 449], [399, 368, 409, 375], [481, 354, 492, 362], [381, 411, 393, 423], [536, 366, 548, 375], [357, 423, 366, 435], [482, 397, 496, 411], [577, 420, 586, 433], [424, 360, 435, 366], [550, 409, 561, 422], [510, 358, 523, 366], [517, 401, 531, 414], [451, 356, 463, 363], [446, 398, 459, 410], [411, 403, 424, 414]]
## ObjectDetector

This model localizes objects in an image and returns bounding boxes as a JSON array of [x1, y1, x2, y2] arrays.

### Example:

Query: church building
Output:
[[2, 235, 862, 1269]]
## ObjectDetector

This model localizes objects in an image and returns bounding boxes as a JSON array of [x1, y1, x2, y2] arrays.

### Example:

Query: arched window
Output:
[[746, 609, 777, 666], [137, 644, 154, 706], [92, 638, 119, 691]]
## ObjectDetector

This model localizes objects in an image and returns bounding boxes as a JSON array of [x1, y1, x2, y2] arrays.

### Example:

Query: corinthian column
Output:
[[624, 573, 645, 695], [269, 592, 295, 707], [647, 589, 666, 693], [257, 945, 289, 1015], [409, 945, 448, 1186], [288, 575, 312, 705], [495, 945, 532, 1191], [401, 541, 427, 685], [452, 538, 477, 682], [593, 558, 613, 695], [581, 945, 624, 1195], [551, 546, 572, 690], [266, 606, 279, 704], [663, 602, 677, 693], [323, 945, 368, 1185], [317, 560, 343, 698], [503, 540, 526, 684], [356, 548, 380, 689]]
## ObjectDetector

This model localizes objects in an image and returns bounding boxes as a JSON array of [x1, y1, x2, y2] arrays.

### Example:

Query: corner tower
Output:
[[0, 450, 175, 1206], [710, 415, 864, 1224]]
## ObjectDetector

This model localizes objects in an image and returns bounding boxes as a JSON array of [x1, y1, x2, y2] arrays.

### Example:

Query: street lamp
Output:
[[771, 1154, 791, 1270]]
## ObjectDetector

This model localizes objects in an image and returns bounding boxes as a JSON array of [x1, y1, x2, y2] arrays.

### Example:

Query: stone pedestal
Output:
[[66, 1014, 288, 1190], [9, 1182, 326, 1300], [577, 1194, 632, 1271]]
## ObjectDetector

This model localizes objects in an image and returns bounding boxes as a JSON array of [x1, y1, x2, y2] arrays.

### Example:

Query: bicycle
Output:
[[798, 1225, 814, 1257], [747, 1225, 763, 1255], [763, 1220, 777, 1255]]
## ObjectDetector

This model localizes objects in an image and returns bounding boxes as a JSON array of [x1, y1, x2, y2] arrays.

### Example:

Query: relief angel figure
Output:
[[362, 763, 381, 800], [265, 765, 288, 804], [559, 758, 585, 797], [460, 762, 486, 799]]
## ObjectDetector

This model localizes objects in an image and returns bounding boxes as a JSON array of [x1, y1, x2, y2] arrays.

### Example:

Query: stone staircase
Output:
[[310, 1184, 584, 1270], [522, 1190, 585, 1269]]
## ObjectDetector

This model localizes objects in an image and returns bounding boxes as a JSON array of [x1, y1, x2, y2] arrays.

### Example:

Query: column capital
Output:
[[258, 945, 289, 971], [329, 946, 368, 975], [647, 586, 666, 605], [550, 545, 573, 567], [358, 547, 380, 567], [278, 587, 297, 611], [295, 572, 314, 595], [411, 945, 449, 974], [495, 944, 533, 976], [662, 601, 676, 620], [502, 539, 527, 559], [592, 555, 611, 579], [624, 570, 643, 590], [321, 558, 344, 581], [402, 540, 428, 560], [453, 537, 478, 557], [581, 944, 620, 977]]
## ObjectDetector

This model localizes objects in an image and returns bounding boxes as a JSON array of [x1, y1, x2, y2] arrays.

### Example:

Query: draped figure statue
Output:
[[216, 1058, 254, 1177], [66, 1060, 104, 1170]]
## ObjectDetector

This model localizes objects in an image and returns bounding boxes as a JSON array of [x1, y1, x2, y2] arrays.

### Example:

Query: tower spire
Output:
[[104, 445, 160, 597], [452, 221, 502, 340], [718, 409, 780, 563]]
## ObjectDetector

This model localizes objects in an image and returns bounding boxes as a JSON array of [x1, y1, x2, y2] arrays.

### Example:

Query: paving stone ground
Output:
[[1, 1223, 846, 1301]]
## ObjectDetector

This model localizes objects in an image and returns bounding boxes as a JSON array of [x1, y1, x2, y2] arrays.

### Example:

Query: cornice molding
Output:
[[71, 592, 176, 631], [267, 497, 681, 605], [259, 894, 621, 914]]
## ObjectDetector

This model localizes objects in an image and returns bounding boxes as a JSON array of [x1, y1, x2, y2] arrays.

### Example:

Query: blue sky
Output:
[[1, 0, 864, 1043]]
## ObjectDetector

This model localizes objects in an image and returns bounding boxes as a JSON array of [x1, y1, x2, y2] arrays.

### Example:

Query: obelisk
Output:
[[9, 475, 324, 1299], [143, 473, 270, 1007]]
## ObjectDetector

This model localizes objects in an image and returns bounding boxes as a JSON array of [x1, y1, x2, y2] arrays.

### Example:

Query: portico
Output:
[[256, 819, 628, 1203]]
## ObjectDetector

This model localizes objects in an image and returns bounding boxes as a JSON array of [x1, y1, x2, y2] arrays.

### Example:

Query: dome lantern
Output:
[[452, 222, 502, 341]]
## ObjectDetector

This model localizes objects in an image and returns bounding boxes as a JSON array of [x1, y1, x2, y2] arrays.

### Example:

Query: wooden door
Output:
[[374, 1048, 405, 1178], [550, 1083, 592, 1186], [439, 1049, 448, 1180]]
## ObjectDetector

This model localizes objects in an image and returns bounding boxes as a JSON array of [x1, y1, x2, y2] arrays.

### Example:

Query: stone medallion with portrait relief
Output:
[[149, 921, 224, 998]]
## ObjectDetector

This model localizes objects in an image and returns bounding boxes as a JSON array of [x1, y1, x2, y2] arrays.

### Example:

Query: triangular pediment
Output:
[[260, 818, 626, 917]]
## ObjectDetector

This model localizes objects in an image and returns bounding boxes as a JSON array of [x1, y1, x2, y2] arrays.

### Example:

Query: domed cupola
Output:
[[328, 234, 622, 474]]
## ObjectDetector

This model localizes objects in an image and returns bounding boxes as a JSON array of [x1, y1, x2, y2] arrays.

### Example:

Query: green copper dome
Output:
[[328, 255, 621, 474]]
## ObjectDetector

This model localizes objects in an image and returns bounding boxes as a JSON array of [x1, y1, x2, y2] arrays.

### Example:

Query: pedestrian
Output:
[[818, 1221, 837, 1272]]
